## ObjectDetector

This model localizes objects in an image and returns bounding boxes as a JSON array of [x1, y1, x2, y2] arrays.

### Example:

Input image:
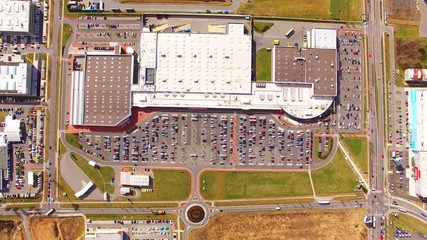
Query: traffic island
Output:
[[186, 205, 205, 224]]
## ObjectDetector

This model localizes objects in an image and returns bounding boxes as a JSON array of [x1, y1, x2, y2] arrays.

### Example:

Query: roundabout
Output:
[[186, 204, 207, 224]]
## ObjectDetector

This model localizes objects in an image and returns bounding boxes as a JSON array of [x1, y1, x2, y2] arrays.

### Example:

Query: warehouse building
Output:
[[70, 53, 134, 126], [408, 90, 427, 199], [0, 0, 34, 34], [0, 115, 24, 191], [0, 62, 32, 96], [120, 172, 150, 187]]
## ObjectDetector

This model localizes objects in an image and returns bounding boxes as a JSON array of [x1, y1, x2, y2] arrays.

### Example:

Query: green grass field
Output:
[[62, 24, 72, 50], [70, 153, 115, 193], [256, 48, 272, 81], [395, 25, 419, 39], [65, 133, 81, 149], [253, 22, 273, 33], [214, 198, 314, 206], [387, 213, 427, 236], [200, 171, 312, 200], [61, 202, 178, 209], [311, 149, 358, 195], [341, 137, 368, 174], [330, 0, 363, 20], [238, 0, 362, 20], [134, 170, 191, 201]]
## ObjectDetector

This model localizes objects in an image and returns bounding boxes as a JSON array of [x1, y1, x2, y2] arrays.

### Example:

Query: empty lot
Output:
[[29, 216, 85, 240], [237, 0, 362, 20], [200, 171, 312, 200], [0, 217, 24, 240], [189, 209, 367, 240]]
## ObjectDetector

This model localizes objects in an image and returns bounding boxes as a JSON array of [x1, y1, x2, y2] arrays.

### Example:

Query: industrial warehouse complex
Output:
[[70, 24, 338, 126]]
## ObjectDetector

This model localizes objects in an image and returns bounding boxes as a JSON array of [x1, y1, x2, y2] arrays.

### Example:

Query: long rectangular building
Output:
[[408, 90, 427, 199]]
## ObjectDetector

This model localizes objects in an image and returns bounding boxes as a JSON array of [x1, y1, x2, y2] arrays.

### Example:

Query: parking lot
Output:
[[387, 84, 410, 197], [75, 17, 142, 47], [0, 107, 45, 200], [334, 29, 364, 132], [142, 14, 250, 35], [86, 219, 176, 240], [78, 112, 315, 169]]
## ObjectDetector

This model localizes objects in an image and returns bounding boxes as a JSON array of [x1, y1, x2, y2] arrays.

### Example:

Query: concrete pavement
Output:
[[60, 153, 103, 200]]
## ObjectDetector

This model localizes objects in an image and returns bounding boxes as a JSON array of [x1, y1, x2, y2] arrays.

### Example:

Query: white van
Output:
[[398, 208, 407, 213], [392, 151, 396, 158]]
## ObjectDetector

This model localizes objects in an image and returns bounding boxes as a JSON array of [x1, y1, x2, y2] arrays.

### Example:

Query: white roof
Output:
[[0, 133, 6, 147], [119, 187, 131, 194], [140, 32, 157, 68], [75, 181, 94, 198], [120, 172, 150, 187], [0, 1, 32, 33], [413, 152, 427, 197], [4, 118, 21, 142], [140, 23, 252, 94], [408, 90, 427, 151], [28, 171, 34, 185], [0, 63, 30, 95], [133, 23, 334, 120], [133, 82, 334, 119], [408, 90, 427, 197], [70, 71, 85, 126], [311, 28, 337, 49]]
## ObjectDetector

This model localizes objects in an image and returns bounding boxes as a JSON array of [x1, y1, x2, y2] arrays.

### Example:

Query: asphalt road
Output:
[[363, 0, 415, 239], [106, 0, 240, 12]]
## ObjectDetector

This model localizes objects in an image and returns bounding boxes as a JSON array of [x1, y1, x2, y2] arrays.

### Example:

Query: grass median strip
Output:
[[200, 171, 312, 200], [86, 214, 178, 221], [311, 148, 359, 195], [214, 198, 314, 206], [62, 24, 72, 51], [70, 153, 115, 193], [61, 202, 178, 209]]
